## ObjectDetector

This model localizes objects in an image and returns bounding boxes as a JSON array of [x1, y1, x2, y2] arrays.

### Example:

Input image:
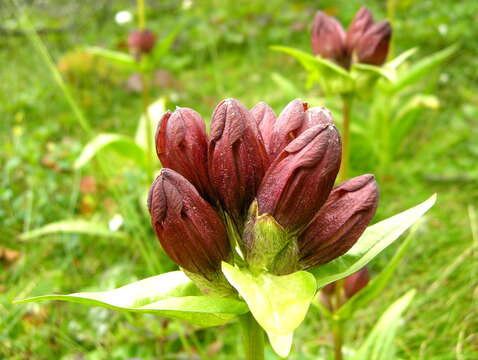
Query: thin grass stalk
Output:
[[13, 1, 92, 134]]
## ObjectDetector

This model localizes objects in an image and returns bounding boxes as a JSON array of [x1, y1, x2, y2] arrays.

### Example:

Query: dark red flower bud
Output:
[[127, 29, 156, 55], [299, 174, 379, 268], [345, 7, 374, 54], [148, 169, 230, 279], [268, 99, 308, 159], [257, 124, 341, 232], [156, 108, 215, 202], [344, 267, 370, 298], [208, 99, 269, 224], [311, 11, 349, 68], [355, 20, 391, 66], [250, 102, 276, 157]]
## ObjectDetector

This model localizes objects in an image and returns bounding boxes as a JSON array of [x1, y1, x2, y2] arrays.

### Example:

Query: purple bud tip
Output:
[[311, 11, 349, 68], [345, 6, 374, 53], [268, 99, 309, 159], [251, 102, 277, 158]]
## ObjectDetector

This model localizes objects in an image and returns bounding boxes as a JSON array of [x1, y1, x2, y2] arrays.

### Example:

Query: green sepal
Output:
[[182, 268, 236, 298], [242, 201, 298, 274]]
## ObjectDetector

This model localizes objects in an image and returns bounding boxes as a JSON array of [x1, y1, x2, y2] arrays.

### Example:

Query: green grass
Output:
[[1, 0, 478, 359]]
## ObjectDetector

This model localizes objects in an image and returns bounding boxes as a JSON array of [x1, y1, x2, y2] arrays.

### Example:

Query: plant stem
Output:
[[332, 319, 344, 360], [331, 279, 345, 360], [137, 0, 146, 29], [239, 313, 265, 360], [338, 96, 353, 183], [386, 0, 397, 58]]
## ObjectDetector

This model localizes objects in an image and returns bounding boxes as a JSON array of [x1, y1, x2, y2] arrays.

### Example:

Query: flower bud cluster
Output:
[[148, 99, 378, 292], [311, 7, 391, 68]]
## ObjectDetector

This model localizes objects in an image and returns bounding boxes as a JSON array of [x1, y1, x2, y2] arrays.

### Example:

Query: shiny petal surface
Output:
[[257, 124, 341, 232], [148, 169, 230, 278], [208, 99, 269, 225], [156, 108, 214, 202]]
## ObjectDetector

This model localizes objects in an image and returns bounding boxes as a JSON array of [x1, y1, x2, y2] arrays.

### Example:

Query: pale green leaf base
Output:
[[222, 262, 317, 357]]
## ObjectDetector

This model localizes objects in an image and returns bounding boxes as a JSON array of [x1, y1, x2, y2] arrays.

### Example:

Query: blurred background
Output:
[[1, 0, 477, 359]]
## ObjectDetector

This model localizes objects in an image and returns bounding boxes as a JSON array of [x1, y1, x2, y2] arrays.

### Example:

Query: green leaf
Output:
[[15, 271, 248, 327], [392, 45, 458, 93], [336, 223, 420, 319], [385, 48, 418, 71], [134, 97, 167, 154], [222, 262, 317, 357], [270, 45, 354, 95], [351, 290, 416, 360], [19, 219, 126, 240], [312, 194, 436, 288], [86, 46, 137, 70], [152, 25, 182, 61], [74, 133, 147, 170]]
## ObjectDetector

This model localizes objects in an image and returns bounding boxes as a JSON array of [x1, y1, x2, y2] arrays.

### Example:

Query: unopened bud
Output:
[[156, 108, 214, 202], [148, 169, 231, 279], [127, 29, 156, 55], [299, 175, 379, 268], [257, 124, 341, 232], [208, 99, 269, 226]]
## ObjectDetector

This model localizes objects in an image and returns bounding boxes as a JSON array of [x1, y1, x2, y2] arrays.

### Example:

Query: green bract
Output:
[[222, 262, 316, 357]]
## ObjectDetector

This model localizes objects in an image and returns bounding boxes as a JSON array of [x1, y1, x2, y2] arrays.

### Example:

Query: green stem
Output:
[[386, 0, 397, 58], [332, 319, 344, 360], [338, 96, 353, 183], [330, 279, 345, 360], [137, 0, 146, 29], [239, 313, 265, 360]]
